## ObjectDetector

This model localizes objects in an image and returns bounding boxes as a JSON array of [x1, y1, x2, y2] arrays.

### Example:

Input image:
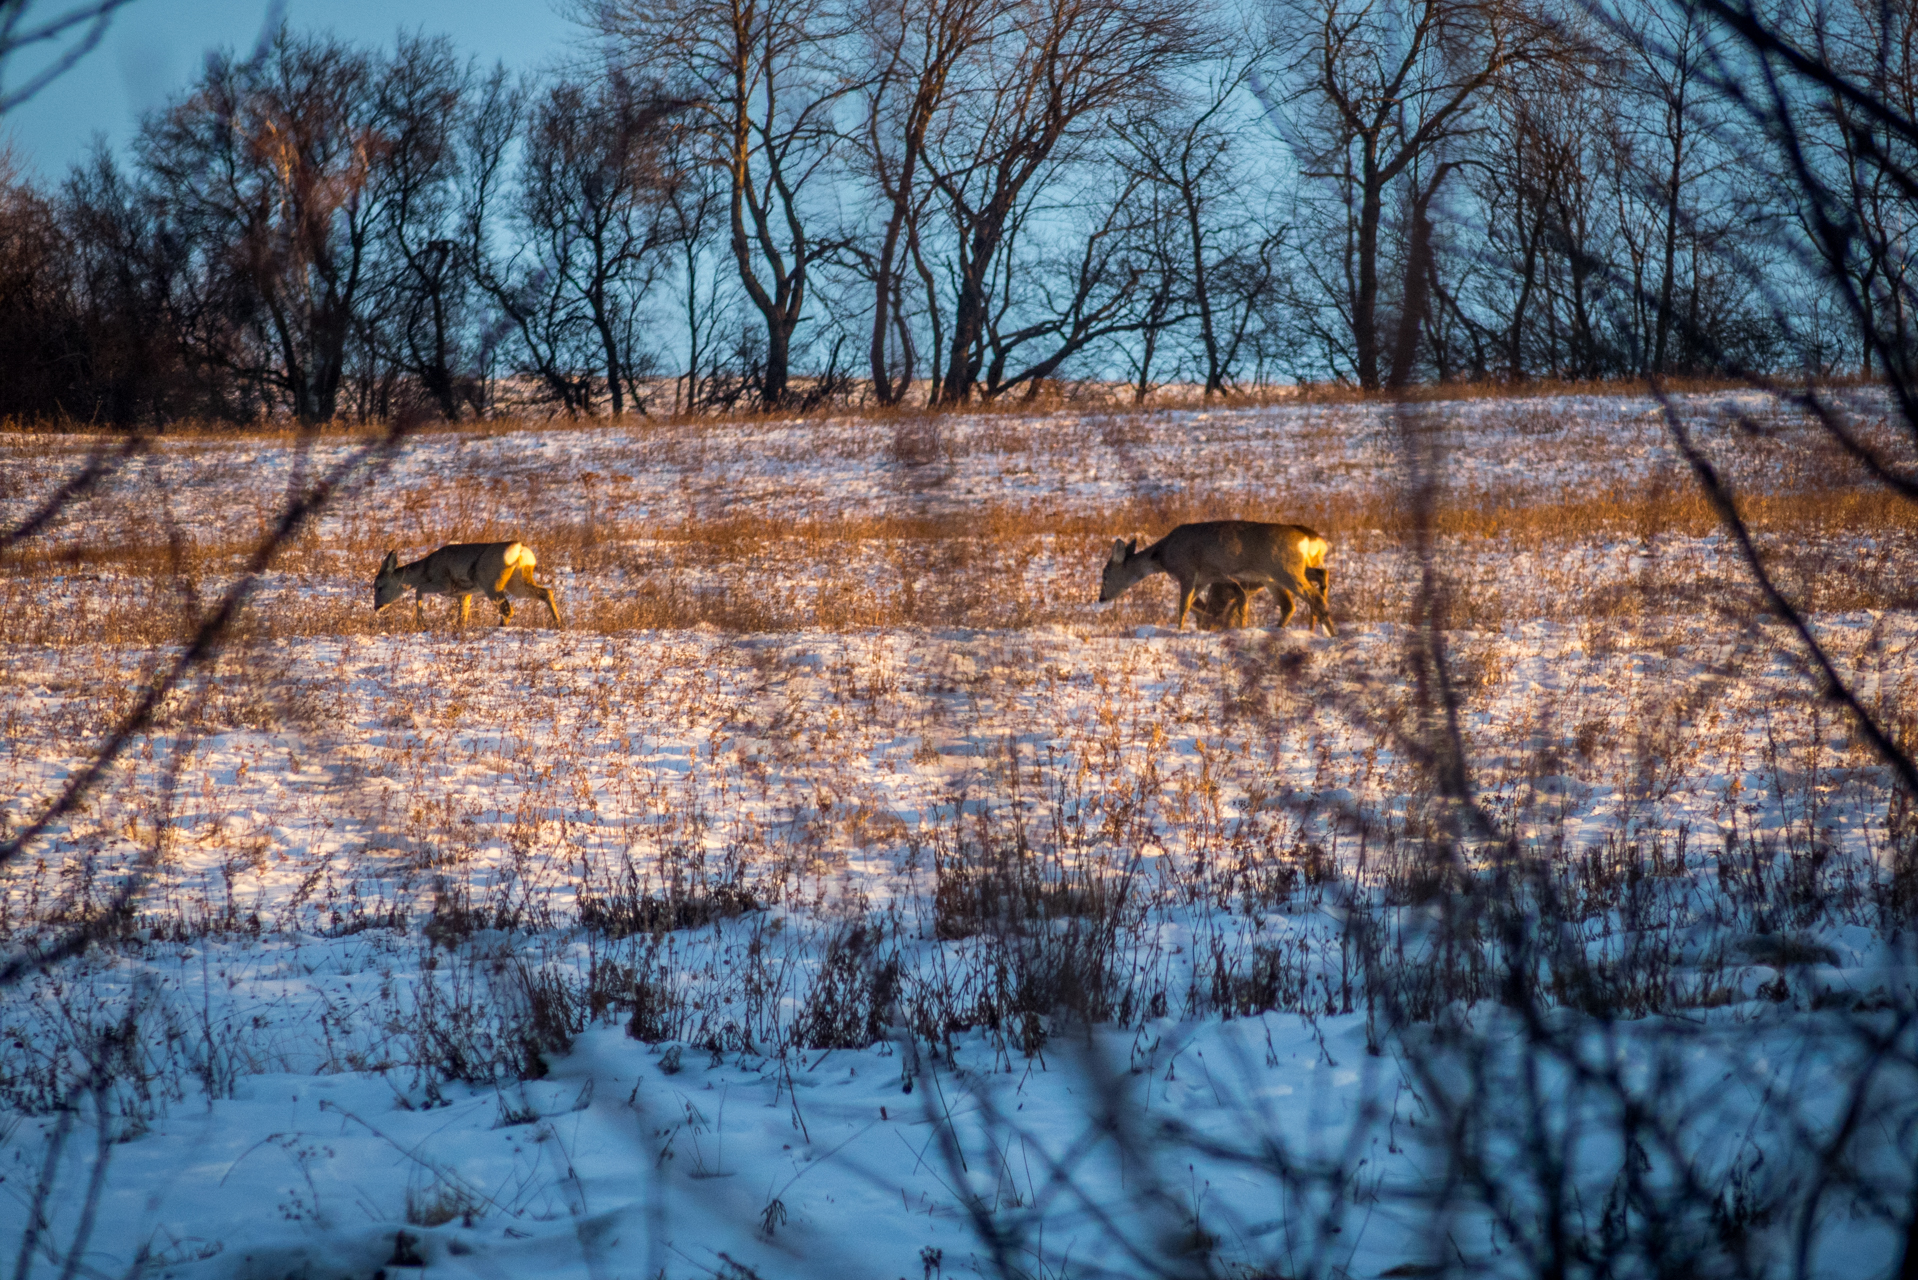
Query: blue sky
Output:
[[3, 0, 581, 180]]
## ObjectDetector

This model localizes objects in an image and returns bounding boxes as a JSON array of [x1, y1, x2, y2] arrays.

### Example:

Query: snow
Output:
[[1, 391, 1915, 1278]]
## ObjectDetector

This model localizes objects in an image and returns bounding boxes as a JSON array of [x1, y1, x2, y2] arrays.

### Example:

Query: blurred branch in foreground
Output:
[[0, 0, 135, 115]]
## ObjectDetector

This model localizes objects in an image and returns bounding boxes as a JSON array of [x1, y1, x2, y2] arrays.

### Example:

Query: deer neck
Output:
[[1122, 546, 1163, 592]]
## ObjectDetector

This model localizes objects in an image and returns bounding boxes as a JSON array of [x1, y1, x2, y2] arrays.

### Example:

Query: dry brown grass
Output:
[[1, 395, 1910, 651], [0, 475, 1909, 648], [1283, 372, 1879, 404], [10, 474, 1906, 569], [0, 372, 1882, 439]]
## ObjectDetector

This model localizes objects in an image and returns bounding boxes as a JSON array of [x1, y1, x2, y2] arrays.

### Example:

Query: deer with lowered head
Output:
[[1098, 521, 1335, 635], [374, 542, 563, 627], [1189, 564, 1332, 631]]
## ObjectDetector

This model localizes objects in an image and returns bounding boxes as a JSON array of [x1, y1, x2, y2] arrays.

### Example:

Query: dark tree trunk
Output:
[[1354, 156, 1384, 390]]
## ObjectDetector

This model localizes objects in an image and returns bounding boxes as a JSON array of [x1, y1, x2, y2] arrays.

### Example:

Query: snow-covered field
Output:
[[1, 392, 1915, 1279]]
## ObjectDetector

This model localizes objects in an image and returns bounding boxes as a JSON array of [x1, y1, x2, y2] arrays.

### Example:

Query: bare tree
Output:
[[1608, 0, 1723, 373], [1117, 48, 1286, 398], [1777, 0, 1918, 379], [969, 163, 1168, 397], [1266, 0, 1539, 389], [522, 75, 684, 417], [921, 0, 1201, 404], [461, 70, 685, 417], [0, 146, 77, 419], [1454, 19, 1623, 378], [0, 0, 136, 115], [852, 0, 1008, 405], [361, 35, 478, 421], [136, 31, 388, 423], [462, 71, 588, 414], [657, 122, 727, 413], [581, 0, 853, 409], [1109, 180, 1192, 402]]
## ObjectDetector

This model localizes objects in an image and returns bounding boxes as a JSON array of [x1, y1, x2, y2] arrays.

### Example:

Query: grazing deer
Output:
[[1190, 581, 1255, 630], [1099, 521, 1335, 635], [374, 542, 564, 627], [1191, 564, 1333, 631], [1191, 582, 1259, 630]]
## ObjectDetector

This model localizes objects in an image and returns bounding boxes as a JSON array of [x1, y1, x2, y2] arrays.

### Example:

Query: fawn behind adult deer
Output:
[[1190, 563, 1333, 630], [1099, 521, 1335, 635], [374, 542, 563, 627]]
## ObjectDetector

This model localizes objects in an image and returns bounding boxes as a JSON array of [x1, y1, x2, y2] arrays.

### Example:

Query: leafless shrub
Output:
[[577, 861, 760, 940], [401, 954, 583, 1084], [795, 920, 901, 1049], [625, 945, 690, 1045]]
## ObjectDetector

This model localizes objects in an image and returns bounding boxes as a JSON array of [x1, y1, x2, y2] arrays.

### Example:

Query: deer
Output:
[[1189, 564, 1333, 631], [373, 542, 564, 628], [1098, 521, 1335, 635]]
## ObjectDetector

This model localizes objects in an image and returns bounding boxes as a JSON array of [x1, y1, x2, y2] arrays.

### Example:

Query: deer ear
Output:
[[380, 551, 397, 571], [1108, 538, 1128, 566], [1126, 537, 1139, 555]]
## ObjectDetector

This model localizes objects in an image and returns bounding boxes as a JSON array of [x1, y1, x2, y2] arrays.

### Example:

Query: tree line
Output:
[[2, 0, 1914, 424]]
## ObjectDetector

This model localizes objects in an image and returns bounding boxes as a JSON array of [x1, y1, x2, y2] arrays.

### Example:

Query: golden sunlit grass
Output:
[[0, 400, 1908, 840], [0, 370, 1878, 442], [1, 469, 1908, 649]]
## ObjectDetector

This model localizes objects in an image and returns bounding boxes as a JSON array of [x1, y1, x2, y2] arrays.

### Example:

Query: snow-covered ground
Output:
[[1, 392, 1915, 1278]]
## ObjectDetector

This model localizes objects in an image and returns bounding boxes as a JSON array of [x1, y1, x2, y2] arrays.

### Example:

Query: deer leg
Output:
[[1273, 589, 1297, 629], [1230, 582, 1265, 628], [1307, 585, 1335, 636], [497, 596, 514, 625], [459, 593, 473, 626], [499, 566, 563, 627], [1305, 567, 1334, 636], [1174, 580, 1197, 629]]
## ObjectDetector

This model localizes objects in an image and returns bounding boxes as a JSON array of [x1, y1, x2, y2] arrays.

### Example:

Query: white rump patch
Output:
[[504, 542, 534, 568], [1300, 536, 1328, 565]]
